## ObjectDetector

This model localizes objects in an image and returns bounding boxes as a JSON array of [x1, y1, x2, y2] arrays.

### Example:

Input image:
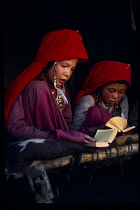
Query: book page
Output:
[[94, 129, 117, 142], [123, 126, 136, 133], [106, 117, 127, 131], [104, 124, 120, 131]]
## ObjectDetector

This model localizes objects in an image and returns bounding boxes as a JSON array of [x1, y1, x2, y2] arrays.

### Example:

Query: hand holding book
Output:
[[85, 117, 136, 148]]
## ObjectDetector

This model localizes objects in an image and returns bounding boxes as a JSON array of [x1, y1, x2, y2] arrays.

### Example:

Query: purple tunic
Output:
[[7, 80, 86, 143], [79, 106, 112, 136]]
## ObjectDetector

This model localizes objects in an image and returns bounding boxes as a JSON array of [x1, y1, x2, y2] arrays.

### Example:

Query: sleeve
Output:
[[73, 95, 95, 131], [120, 94, 129, 119], [6, 94, 56, 140], [6, 82, 87, 143]]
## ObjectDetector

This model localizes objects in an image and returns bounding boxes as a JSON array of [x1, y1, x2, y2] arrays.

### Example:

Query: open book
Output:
[[86, 128, 118, 148], [103, 116, 135, 134], [85, 117, 135, 148]]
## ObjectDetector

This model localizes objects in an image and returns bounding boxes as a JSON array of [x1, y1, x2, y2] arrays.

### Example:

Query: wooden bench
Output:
[[5, 134, 139, 203]]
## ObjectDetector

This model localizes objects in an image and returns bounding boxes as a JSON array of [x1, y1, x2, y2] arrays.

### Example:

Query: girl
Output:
[[73, 60, 132, 136], [5, 29, 95, 144]]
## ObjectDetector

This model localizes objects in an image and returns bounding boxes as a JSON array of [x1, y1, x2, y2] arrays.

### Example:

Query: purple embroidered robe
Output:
[[79, 106, 112, 136], [7, 80, 86, 143]]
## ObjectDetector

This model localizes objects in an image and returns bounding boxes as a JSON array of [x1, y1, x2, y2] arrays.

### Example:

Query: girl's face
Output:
[[47, 59, 78, 87], [99, 83, 127, 105]]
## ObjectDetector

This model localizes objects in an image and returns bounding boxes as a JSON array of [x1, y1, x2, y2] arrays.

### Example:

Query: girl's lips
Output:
[[109, 101, 117, 104], [59, 79, 66, 83]]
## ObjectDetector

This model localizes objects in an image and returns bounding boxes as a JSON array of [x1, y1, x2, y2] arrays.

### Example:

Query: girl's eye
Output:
[[62, 65, 67, 68]]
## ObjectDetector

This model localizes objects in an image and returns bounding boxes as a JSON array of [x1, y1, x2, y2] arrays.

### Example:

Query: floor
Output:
[[5, 154, 140, 204]]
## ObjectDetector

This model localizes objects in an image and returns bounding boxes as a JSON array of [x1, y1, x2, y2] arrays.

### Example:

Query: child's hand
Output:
[[84, 134, 96, 144]]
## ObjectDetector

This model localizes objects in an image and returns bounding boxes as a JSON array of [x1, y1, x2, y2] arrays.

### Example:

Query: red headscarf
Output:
[[4, 29, 89, 126], [74, 60, 132, 107]]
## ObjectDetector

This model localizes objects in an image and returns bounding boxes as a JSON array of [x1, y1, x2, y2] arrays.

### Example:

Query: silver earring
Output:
[[54, 61, 58, 73], [96, 91, 100, 103], [53, 61, 58, 83]]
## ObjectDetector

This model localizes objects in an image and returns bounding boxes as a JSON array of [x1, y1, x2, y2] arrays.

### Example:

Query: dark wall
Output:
[[4, 0, 138, 103]]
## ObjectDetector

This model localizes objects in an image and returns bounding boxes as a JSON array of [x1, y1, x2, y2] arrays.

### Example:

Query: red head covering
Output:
[[4, 29, 89, 126], [74, 60, 132, 107]]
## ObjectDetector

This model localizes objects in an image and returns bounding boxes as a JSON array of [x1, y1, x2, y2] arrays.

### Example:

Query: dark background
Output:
[[4, 0, 138, 104], [4, 0, 139, 204]]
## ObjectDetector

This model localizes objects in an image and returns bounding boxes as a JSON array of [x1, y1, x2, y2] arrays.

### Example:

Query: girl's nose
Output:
[[63, 68, 71, 77], [112, 92, 119, 99]]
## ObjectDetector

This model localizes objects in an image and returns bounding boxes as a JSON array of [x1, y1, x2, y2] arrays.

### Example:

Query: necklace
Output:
[[41, 78, 63, 112], [55, 86, 63, 112], [95, 93, 120, 117]]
